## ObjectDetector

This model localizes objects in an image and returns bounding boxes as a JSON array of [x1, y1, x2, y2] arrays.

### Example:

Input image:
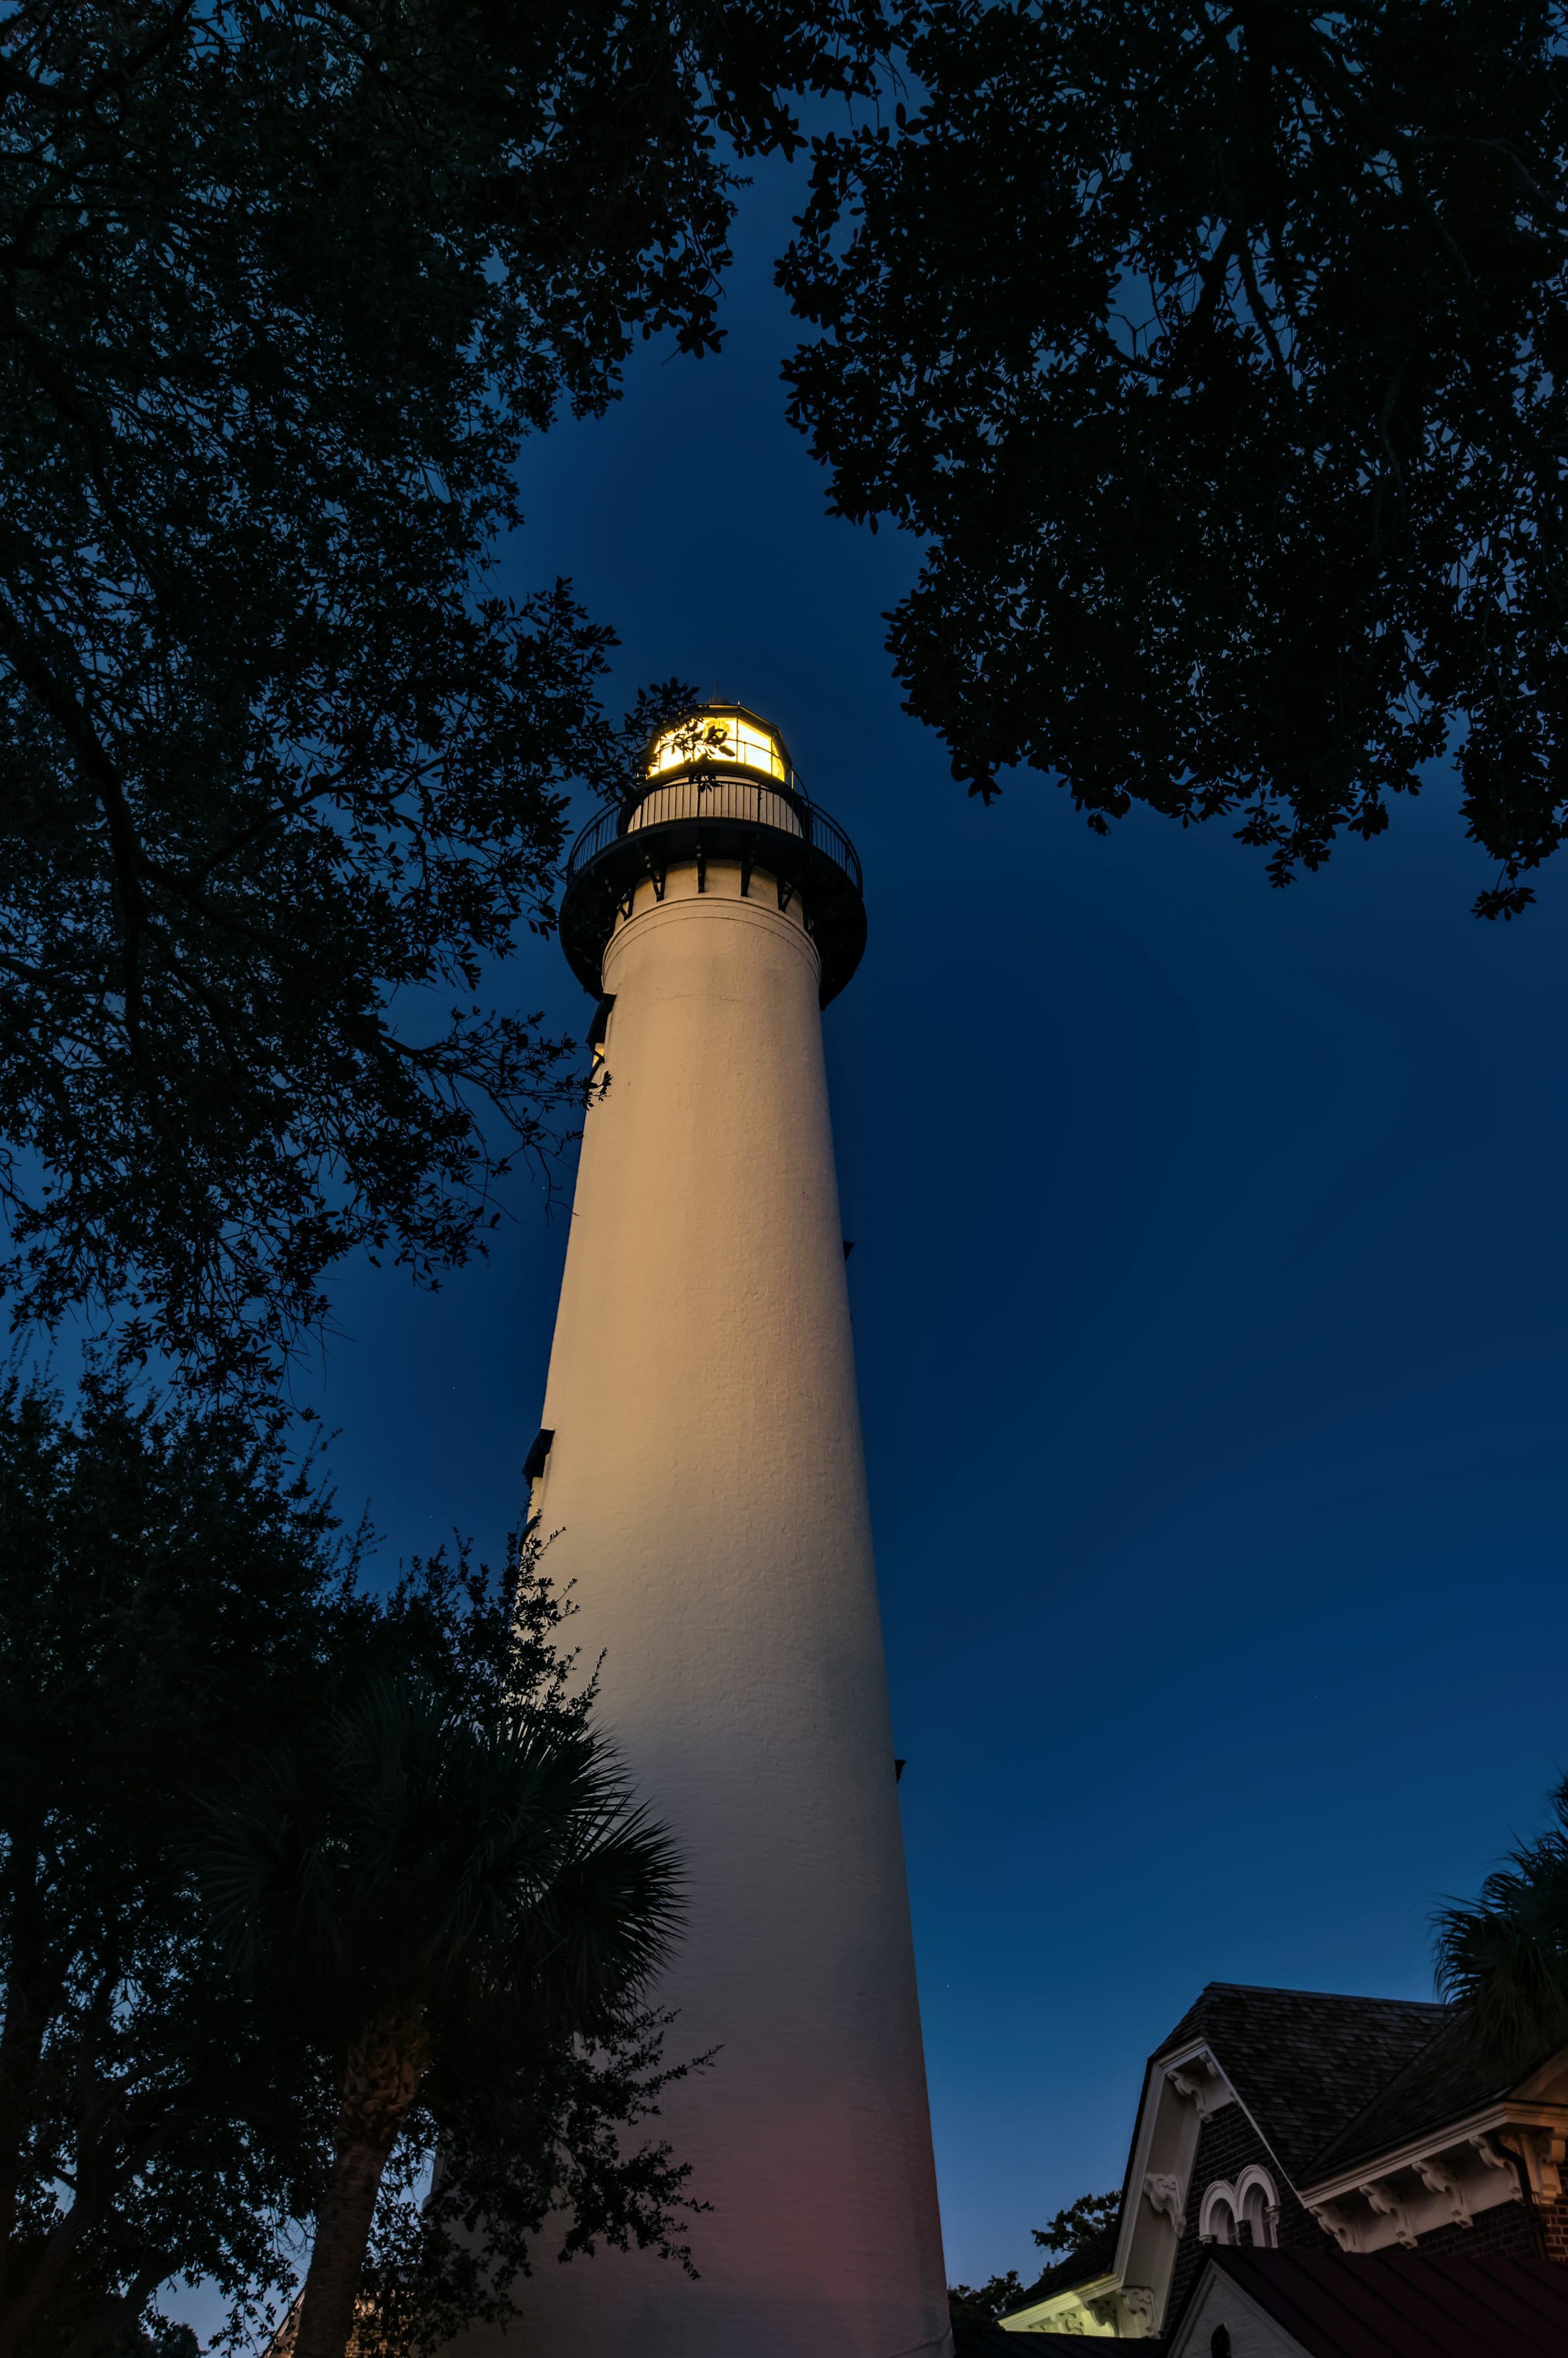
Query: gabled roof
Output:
[[1169, 2249, 1568, 2357], [998, 1978, 1561, 2341], [1152, 1981, 1448, 2180], [1303, 2006, 1523, 2182]]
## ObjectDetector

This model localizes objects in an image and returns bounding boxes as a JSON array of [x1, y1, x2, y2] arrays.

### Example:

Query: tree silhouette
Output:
[[0, 1, 889, 1390], [1436, 1776, 1568, 2067], [783, 3, 1568, 916], [199, 1678, 684, 2358], [947, 2187, 1120, 2329], [0, 1366, 691, 2358]]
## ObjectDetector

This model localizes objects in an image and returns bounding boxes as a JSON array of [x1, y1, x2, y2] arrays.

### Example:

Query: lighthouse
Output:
[[517, 703, 951, 2358]]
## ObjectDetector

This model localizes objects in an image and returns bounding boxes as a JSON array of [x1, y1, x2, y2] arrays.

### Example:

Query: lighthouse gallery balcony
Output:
[[558, 703, 867, 1007]]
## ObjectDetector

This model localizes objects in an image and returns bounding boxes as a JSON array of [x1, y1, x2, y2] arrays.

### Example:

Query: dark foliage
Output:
[[201, 1677, 687, 2358], [1435, 1774, 1568, 2071], [947, 2186, 1120, 2328], [0, 1, 890, 1390], [782, 3, 1568, 915], [360, 2006, 699, 2358], [947, 2270, 1026, 2327], [1032, 2188, 1120, 2257], [0, 1368, 693, 2358], [0, 1365, 357, 2358]]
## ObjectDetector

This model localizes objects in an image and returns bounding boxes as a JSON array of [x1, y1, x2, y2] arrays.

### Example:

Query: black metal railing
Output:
[[565, 774, 862, 897], [799, 799, 862, 894], [564, 799, 626, 874]]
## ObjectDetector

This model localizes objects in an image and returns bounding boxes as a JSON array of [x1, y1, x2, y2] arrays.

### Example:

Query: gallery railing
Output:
[[564, 774, 862, 899], [559, 766, 868, 1007]]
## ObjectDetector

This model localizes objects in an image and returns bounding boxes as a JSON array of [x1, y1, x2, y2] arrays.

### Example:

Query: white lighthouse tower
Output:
[[515, 704, 951, 2358]]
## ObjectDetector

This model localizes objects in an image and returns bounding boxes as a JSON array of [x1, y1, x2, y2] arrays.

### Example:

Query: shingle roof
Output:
[[1305, 2006, 1526, 2181], [998, 1981, 1554, 2344], [1152, 1981, 1450, 2180], [1179, 2250, 1568, 2357], [953, 2332, 1114, 2357]]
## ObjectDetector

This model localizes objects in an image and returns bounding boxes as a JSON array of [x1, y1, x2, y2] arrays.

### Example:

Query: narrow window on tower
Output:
[[587, 994, 615, 1070]]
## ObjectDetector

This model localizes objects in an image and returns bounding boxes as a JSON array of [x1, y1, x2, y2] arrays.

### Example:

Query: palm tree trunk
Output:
[[292, 2016, 428, 2358]]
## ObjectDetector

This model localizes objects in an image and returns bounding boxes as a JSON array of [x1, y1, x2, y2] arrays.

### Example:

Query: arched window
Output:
[[1236, 2165, 1281, 2250], [1199, 2183, 1238, 2245]]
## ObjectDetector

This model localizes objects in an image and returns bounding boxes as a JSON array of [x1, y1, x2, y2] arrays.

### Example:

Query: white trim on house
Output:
[[1002, 2023, 1568, 2338], [1164, 2261, 1311, 2358], [997, 2268, 1122, 2338], [1198, 2165, 1280, 2250], [1298, 2097, 1568, 2252], [1002, 2043, 1251, 2339]]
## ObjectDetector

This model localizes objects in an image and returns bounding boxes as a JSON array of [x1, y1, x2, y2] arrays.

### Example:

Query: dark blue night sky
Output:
[[295, 154, 1568, 2284]]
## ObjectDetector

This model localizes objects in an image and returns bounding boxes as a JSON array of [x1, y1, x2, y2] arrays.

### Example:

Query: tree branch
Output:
[[0, 594, 161, 1099]]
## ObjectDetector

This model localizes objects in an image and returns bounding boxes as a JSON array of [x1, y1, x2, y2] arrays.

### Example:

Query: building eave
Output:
[[1296, 2099, 1568, 2251], [999, 2272, 1119, 2334]]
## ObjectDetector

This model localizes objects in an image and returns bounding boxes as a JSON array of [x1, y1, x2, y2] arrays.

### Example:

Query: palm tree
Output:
[[199, 1675, 681, 2358], [1435, 1776, 1568, 2068]]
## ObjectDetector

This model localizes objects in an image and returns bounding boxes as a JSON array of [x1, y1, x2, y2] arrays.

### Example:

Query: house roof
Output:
[[1152, 1981, 1450, 2180], [1004, 1983, 1458, 2325], [953, 2332, 1106, 2357], [1174, 2249, 1568, 2357], [1303, 2005, 1524, 2182], [1004, 2217, 1118, 2313]]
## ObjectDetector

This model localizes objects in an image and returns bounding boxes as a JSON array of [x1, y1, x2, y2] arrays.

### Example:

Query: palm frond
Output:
[[1435, 1784, 1568, 2069], [193, 1672, 683, 2058]]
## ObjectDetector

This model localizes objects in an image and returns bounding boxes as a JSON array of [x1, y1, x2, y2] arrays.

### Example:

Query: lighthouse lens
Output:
[[647, 712, 787, 783]]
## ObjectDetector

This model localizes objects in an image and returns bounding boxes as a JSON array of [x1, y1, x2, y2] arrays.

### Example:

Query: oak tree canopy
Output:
[[0, 1366, 693, 2358], [0, 0, 885, 1389], [782, 2, 1568, 914]]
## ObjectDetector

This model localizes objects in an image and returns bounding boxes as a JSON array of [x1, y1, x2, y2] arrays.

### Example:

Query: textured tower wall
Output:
[[510, 855, 951, 2358]]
